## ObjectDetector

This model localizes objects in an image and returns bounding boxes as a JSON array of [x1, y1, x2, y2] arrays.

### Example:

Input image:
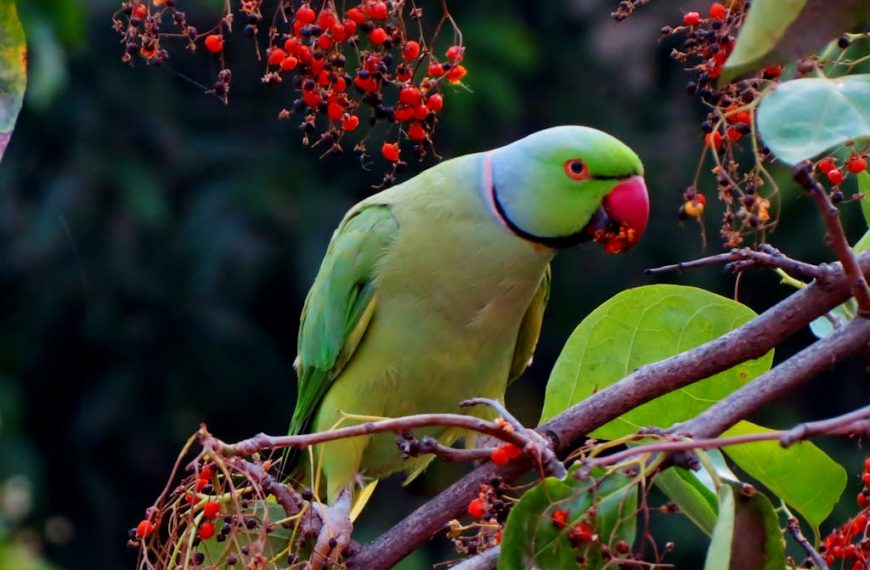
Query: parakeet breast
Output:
[[311, 154, 553, 490]]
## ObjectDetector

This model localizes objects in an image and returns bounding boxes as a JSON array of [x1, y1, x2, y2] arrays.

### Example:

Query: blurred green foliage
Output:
[[0, 1, 867, 569]]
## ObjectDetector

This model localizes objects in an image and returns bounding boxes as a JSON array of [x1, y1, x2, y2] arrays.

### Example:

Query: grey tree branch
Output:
[[348, 252, 870, 570]]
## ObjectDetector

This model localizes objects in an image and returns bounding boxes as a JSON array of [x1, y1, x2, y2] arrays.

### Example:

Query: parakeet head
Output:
[[487, 126, 649, 253]]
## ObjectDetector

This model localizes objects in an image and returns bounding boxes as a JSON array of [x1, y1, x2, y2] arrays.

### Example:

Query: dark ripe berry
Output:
[[701, 120, 714, 133], [227, 555, 238, 566], [241, 545, 251, 556], [359, 21, 373, 33], [616, 540, 631, 554], [832, 190, 843, 204], [244, 24, 256, 37], [192, 552, 205, 565], [395, 161, 407, 172], [686, 81, 698, 95], [838, 35, 851, 49], [293, 98, 305, 112]]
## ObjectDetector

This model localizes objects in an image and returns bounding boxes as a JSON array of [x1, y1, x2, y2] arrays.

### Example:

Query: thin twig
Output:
[[787, 516, 829, 570], [793, 162, 870, 315], [645, 246, 826, 282]]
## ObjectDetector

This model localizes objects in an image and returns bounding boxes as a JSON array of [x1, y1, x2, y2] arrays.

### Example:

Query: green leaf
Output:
[[0, 0, 27, 164], [859, 171, 870, 230], [720, 0, 805, 82], [498, 467, 637, 570], [721, 0, 869, 83], [704, 483, 786, 570], [756, 75, 870, 165], [808, 303, 852, 339], [654, 467, 719, 535], [540, 285, 774, 439], [721, 421, 846, 529]]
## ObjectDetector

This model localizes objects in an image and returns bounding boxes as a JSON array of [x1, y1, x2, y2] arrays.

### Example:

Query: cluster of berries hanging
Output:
[[616, 1, 868, 248], [129, 453, 317, 569], [112, 0, 468, 186], [445, 480, 505, 556], [819, 458, 870, 569]]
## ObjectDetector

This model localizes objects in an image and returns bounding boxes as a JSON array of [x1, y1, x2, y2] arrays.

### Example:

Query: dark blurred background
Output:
[[0, 1, 867, 568]]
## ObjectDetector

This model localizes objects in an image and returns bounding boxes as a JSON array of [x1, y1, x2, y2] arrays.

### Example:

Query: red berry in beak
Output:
[[592, 176, 649, 254]]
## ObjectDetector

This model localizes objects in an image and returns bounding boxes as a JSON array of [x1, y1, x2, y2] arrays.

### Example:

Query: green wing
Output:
[[508, 264, 551, 383], [289, 204, 399, 436]]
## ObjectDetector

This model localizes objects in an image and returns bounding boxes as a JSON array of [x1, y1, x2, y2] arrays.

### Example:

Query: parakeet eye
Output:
[[564, 158, 589, 181]]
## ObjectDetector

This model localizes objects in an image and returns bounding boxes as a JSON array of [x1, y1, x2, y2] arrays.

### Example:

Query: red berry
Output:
[[368, 1, 388, 20], [402, 41, 420, 62], [467, 498, 485, 519], [369, 27, 387, 45], [683, 11, 701, 26], [346, 7, 366, 24], [318, 70, 331, 85], [490, 446, 510, 465], [200, 466, 214, 480], [426, 94, 443, 112], [296, 5, 316, 25], [281, 56, 299, 71], [381, 142, 400, 162], [446, 65, 467, 84], [413, 104, 429, 120], [284, 37, 299, 54], [318, 35, 334, 50], [864, 457, 870, 473], [204, 34, 224, 53], [858, 492, 869, 509], [331, 23, 348, 42], [199, 522, 215, 540], [394, 106, 414, 122], [427, 63, 444, 76], [407, 123, 426, 141], [705, 130, 723, 150], [317, 10, 336, 29], [848, 156, 867, 173], [195, 477, 209, 492], [328, 102, 344, 121], [203, 501, 220, 519], [863, 473, 870, 486], [268, 48, 286, 67], [303, 90, 322, 108], [710, 2, 726, 19], [726, 127, 742, 142], [827, 168, 844, 185], [333, 76, 347, 92], [503, 443, 521, 459], [551, 508, 569, 529], [818, 157, 837, 173], [342, 115, 360, 131], [446, 45, 464, 61], [136, 519, 154, 538], [354, 75, 378, 93], [132, 2, 147, 19], [399, 86, 422, 106], [736, 111, 752, 125]]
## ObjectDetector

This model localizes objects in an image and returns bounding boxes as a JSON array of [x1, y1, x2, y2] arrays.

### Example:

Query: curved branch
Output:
[[348, 252, 870, 570]]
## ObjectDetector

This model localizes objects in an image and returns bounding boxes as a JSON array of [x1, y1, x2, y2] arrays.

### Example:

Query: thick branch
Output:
[[676, 316, 870, 439], [349, 252, 870, 570]]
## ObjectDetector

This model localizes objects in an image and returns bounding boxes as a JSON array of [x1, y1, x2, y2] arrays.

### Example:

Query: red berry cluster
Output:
[[446, 481, 504, 556], [817, 153, 869, 203], [490, 442, 522, 465], [819, 458, 870, 568], [113, 0, 468, 186]]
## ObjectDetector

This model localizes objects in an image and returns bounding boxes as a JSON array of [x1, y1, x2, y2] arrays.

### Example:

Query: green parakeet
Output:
[[290, 126, 648, 504]]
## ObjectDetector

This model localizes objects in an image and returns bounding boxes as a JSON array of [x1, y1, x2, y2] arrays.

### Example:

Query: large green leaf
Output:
[[721, 421, 846, 530], [721, 0, 869, 83], [704, 483, 786, 570], [757, 75, 870, 165], [0, 0, 26, 164], [540, 285, 774, 439], [498, 467, 637, 570]]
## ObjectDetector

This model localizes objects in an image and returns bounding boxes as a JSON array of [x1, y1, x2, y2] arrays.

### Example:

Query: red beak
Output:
[[585, 176, 649, 254]]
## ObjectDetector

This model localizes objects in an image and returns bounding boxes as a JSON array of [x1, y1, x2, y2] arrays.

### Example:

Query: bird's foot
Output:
[[309, 488, 353, 570]]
